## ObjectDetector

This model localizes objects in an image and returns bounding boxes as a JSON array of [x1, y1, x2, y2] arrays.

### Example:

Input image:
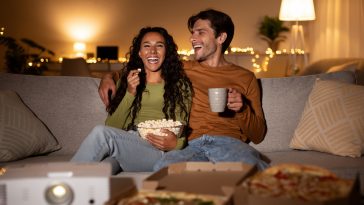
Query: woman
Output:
[[71, 27, 193, 173]]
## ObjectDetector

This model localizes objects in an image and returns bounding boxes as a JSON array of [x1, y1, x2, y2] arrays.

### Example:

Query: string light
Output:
[[177, 49, 194, 56], [178, 47, 305, 73], [0, 27, 4, 36], [75, 46, 305, 74]]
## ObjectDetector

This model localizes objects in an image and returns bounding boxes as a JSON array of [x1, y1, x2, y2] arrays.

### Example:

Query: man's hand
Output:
[[227, 88, 244, 112], [99, 73, 117, 107], [145, 129, 177, 151]]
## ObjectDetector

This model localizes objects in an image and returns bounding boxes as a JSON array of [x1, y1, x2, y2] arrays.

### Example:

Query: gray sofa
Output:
[[0, 71, 363, 194], [298, 58, 364, 85]]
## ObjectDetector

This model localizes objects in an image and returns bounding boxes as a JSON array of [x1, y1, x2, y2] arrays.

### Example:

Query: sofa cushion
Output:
[[0, 74, 108, 156], [0, 90, 61, 162], [299, 58, 364, 85], [289, 79, 364, 157], [251, 71, 356, 152], [0, 155, 72, 167], [326, 61, 358, 74], [299, 58, 363, 75]]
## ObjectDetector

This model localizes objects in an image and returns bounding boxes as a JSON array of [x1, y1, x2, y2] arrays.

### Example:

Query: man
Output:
[[99, 9, 268, 170]]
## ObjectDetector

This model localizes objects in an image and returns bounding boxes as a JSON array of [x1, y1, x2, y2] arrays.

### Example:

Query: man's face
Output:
[[190, 19, 220, 62]]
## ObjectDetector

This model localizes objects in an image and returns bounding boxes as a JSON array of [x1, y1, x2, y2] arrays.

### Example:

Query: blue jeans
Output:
[[71, 125, 164, 172], [153, 135, 269, 171]]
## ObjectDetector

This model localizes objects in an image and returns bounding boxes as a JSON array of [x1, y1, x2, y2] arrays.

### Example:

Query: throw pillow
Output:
[[326, 61, 358, 73], [0, 90, 61, 162], [289, 80, 364, 157]]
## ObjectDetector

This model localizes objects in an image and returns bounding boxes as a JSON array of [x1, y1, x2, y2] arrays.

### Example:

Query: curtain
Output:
[[309, 0, 364, 63]]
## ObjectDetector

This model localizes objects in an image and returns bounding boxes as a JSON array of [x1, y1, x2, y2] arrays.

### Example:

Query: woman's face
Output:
[[138, 32, 166, 73]]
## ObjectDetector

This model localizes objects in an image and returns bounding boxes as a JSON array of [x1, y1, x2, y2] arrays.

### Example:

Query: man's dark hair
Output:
[[188, 9, 234, 53]]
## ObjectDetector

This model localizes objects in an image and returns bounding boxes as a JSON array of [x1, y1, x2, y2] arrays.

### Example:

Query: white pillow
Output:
[[0, 90, 61, 162], [290, 80, 364, 157]]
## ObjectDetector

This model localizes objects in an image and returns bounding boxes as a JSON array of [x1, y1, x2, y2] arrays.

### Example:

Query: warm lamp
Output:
[[279, 0, 315, 21], [279, 0, 315, 75], [73, 42, 86, 58]]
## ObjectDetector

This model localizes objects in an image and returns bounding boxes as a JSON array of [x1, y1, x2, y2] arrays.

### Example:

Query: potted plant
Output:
[[0, 36, 55, 75], [258, 16, 289, 52]]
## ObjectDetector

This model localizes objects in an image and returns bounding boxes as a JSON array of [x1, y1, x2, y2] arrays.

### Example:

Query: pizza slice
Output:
[[117, 190, 226, 205], [242, 163, 354, 202]]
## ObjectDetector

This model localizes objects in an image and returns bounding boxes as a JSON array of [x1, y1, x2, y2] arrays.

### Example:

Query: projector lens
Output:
[[45, 183, 74, 204], [52, 185, 66, 197]]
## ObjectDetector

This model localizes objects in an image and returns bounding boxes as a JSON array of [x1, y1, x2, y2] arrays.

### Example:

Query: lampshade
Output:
[[279, 0, 316, 21]]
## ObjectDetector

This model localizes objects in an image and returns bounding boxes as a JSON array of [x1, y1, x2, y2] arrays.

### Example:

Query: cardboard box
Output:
[[142, 162, 257, 205], [106, 177, 138, 205], [233, 174, 361, 205]]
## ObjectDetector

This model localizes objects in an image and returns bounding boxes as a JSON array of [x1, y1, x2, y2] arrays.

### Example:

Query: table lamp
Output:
[[279, 0, 316, 75], [73, 42, 86, 58]]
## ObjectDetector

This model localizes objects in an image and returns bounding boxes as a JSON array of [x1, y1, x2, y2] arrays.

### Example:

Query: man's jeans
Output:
[[71, 125, 164, 172], [153, 135, 269, 171]]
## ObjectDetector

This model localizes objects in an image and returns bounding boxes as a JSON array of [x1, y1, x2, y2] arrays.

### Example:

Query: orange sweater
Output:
[[184, 61, 266, 144]]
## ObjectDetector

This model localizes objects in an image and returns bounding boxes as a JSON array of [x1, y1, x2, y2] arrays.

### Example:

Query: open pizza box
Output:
[[233, 172, 361, 205], [140, 161, 257, 205], [107, 177, 139, 205]]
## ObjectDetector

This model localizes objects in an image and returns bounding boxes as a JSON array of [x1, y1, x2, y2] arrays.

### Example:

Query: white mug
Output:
[[208, 88, 227, 112]]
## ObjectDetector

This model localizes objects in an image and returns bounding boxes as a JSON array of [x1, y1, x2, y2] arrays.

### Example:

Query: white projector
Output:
[[0, 162, 132, 205]]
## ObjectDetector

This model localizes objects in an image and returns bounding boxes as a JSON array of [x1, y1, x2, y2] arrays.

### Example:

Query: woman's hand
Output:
[[227, 88, 244, 112], [127, 69, 141, 96], [145, 129, 177, 151]]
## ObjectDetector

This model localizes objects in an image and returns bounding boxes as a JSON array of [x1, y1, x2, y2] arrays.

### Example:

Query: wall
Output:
[[4, 0, 360, 75], [309, 0, 364, 62], [0, 0, 285, 64]]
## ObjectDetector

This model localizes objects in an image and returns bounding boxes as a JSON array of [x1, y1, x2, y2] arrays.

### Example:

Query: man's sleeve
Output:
[[237, 74, 267, 144]]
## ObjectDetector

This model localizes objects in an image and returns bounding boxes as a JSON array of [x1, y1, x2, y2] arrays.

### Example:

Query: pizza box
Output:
[[141, 162, 257, 205], [108, 177, 138, 205], [233, 174, 361, 205]]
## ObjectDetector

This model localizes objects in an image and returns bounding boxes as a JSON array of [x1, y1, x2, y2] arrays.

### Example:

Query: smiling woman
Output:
[[71, 26, 193, 174]]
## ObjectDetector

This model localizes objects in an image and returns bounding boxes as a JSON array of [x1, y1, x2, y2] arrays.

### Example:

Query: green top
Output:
[[105, 82, 191, 150]]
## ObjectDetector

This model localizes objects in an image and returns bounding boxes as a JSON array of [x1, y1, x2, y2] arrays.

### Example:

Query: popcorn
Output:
[[137, 119, 183, 139]]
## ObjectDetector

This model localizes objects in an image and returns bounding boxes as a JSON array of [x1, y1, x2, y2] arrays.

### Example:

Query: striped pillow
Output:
[[290, 80, 364, 157], [0, 90, 61, 162]]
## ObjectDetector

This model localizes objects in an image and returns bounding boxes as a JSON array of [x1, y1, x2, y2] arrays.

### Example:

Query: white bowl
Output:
[[137, 119, 184, 139], [137, 125, 184, 139]]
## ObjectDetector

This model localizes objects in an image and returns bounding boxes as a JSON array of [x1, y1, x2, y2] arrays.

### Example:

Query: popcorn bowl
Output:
[[136, 119, 184, 139]]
